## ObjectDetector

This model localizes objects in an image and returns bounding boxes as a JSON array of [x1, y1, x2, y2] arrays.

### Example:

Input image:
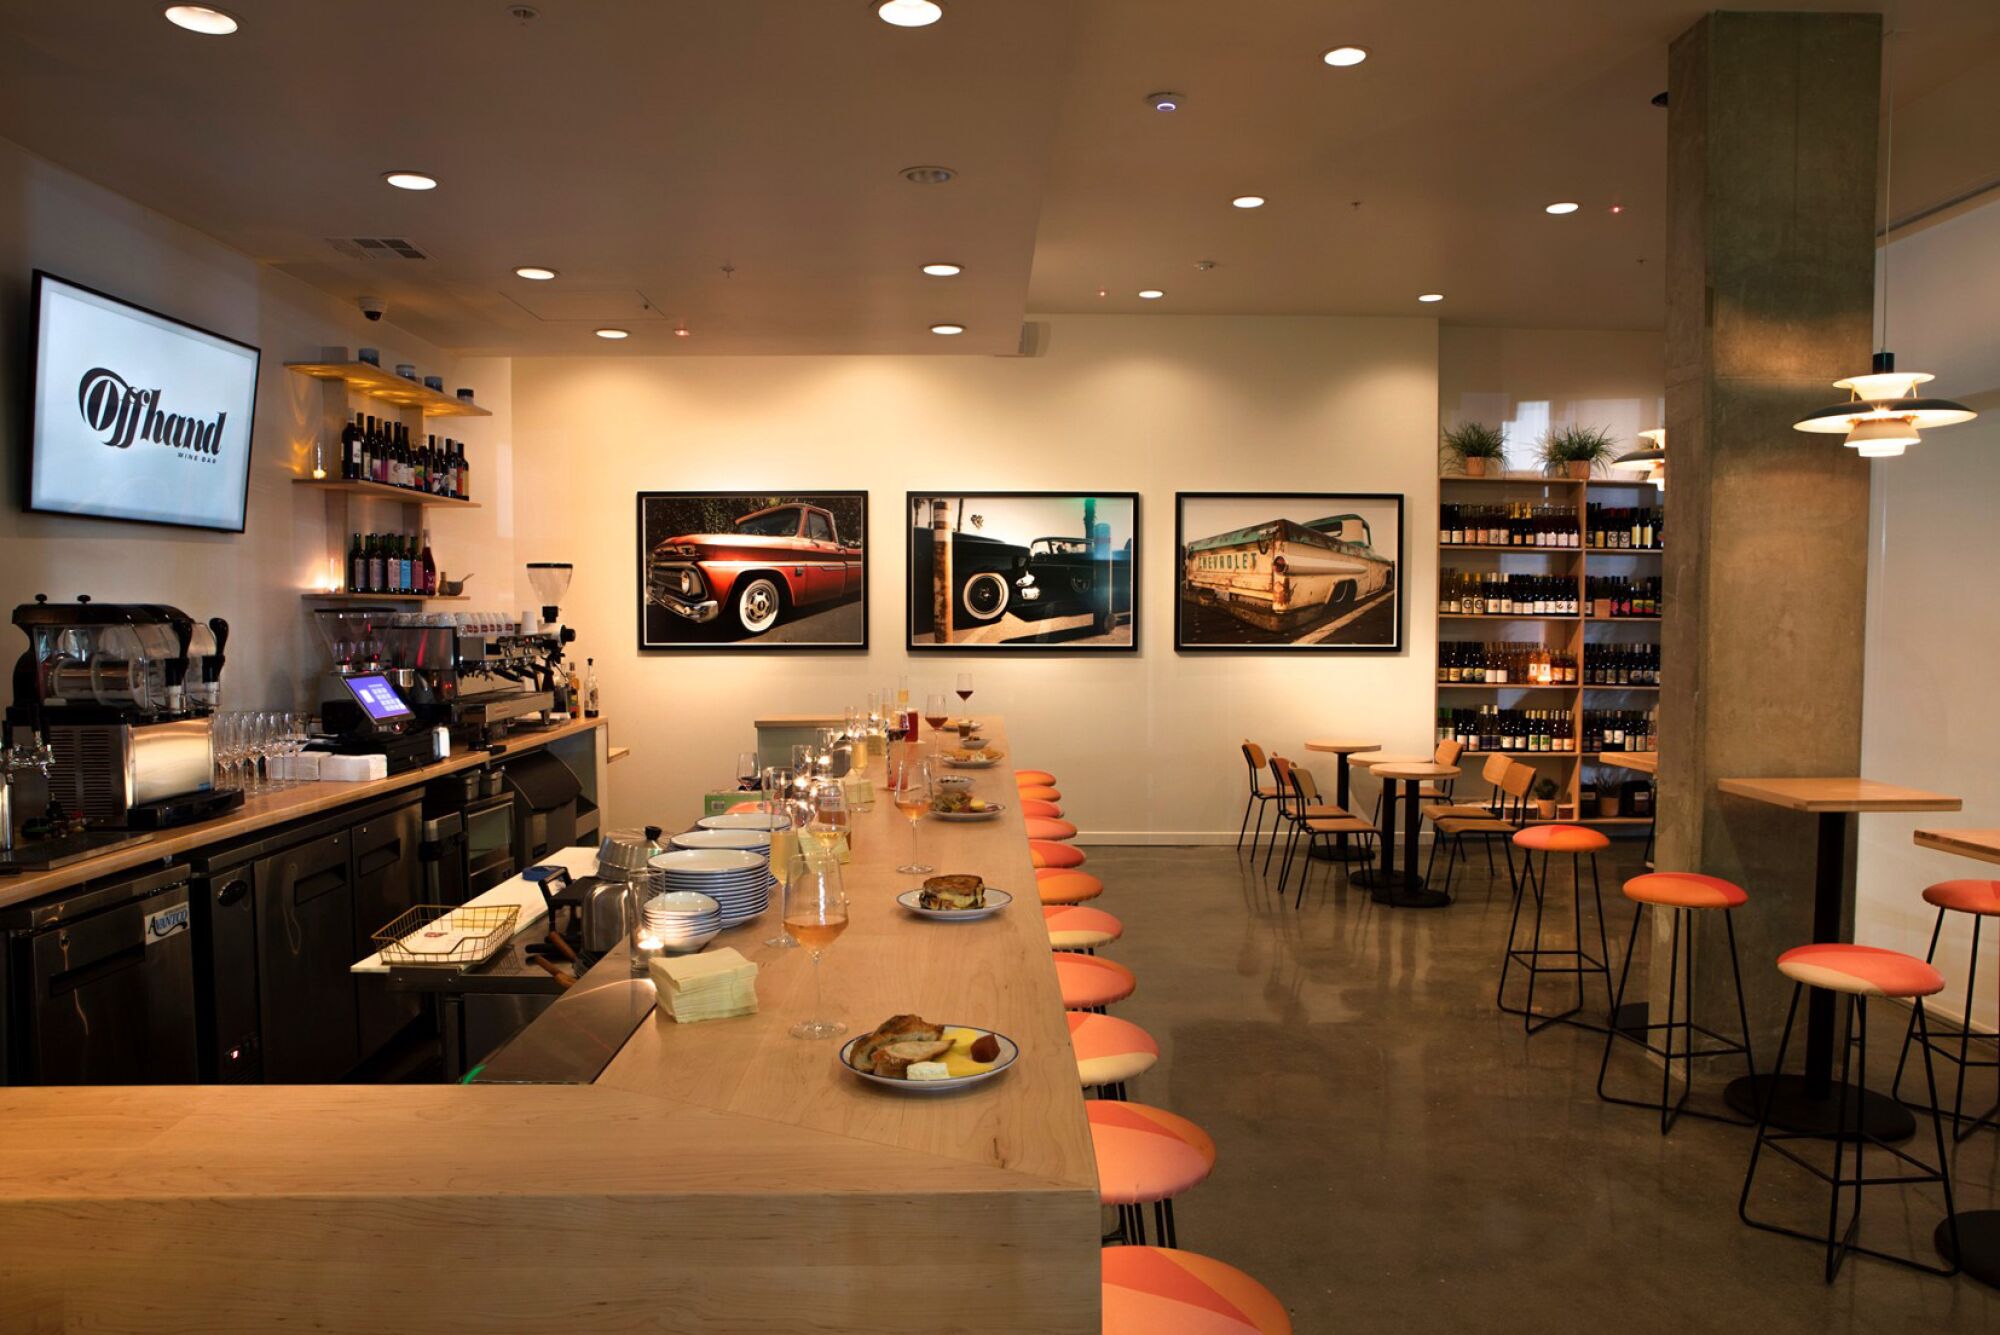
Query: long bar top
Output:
[[0, 714, 1100, 1333], [0, 715, 607, 912]]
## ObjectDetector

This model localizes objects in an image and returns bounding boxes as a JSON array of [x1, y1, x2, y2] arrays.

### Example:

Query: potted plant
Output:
[[1442, 422, 1506, 477], [1538, 424, 1618, 480], [1532, 777, 1561, 821]]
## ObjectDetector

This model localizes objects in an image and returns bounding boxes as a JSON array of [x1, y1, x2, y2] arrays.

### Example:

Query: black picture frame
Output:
[[1174, 491, 1405, 653], [635, 490, 870, 651], [905, 491, 1141, 654]]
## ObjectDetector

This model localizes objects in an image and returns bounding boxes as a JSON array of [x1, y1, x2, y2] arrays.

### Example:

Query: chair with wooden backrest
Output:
[[1263, 756, 1297, 875], [1281, 767, 1380, 906], [1416, 739, 1465, 804], [1238, 742, 1282, 853], [1425, 753, 1515, 820], [1264, 757, 1345, 876], [1422, 759, 1535, 901]]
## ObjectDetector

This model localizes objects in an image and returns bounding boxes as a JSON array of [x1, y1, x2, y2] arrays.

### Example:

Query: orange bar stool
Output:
[[1018, 783, 1064, 803], [1068, 1011, 1158, 1100], [1020, 798, 1065, 819], [1045, 903, 1123, 952], [1027, 816, 1079, 842], [1739, 943, 1960, 1282], [1057, 952, 1136, 1012], [1498, 824, 1614, 1034], [1016, 768, 1058, 787], [1102, 1247, 1291, 1335], [1597, 872, 1757, 1133], [1038, 868, 1104, 904], [1031, 839, 1087, 870], [1890, 880, 2000, 1142], [1088, 1100, 1214, 1247]]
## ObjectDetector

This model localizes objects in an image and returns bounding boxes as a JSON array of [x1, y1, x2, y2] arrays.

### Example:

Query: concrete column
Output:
[[1656, 12, 1879, 1055]]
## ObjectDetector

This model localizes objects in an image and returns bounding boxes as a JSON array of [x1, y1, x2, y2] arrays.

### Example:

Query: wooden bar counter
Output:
[[0, 715, 1099, 1333]]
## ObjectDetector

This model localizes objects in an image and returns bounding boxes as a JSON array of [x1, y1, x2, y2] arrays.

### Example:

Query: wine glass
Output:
[[955, 672, 974, 709], [889, 753, 933, 875], [211, 713, 237, 790], [809, 778, 850, 857], [736, 750, 760, 791], [762, 772, 801, 950], [923, 692, 949, 744], [784, 847, 849, 1040]]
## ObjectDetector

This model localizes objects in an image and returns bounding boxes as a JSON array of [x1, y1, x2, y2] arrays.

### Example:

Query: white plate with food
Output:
[[897, 874, 1013, 921], [698, 812, 793, 832], [931, 802, 1004, 822], [935, 774, 974, 790], [939, 748, 1004, 769], [839, 1015, 1020, 1092]]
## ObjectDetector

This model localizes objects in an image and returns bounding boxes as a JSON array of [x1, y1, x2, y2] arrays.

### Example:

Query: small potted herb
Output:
[[1442, 422, 1507, 477], [1532, 777, 1561, 820], [1538, 424, 1618, 480]]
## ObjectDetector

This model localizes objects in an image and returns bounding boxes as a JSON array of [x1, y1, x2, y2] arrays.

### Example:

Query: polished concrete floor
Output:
[[1092, 840, 1999, 1333]]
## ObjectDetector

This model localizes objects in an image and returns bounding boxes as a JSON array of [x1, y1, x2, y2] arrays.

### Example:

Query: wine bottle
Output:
[[584, 658, 601, 719], [419, 530, 437, 596], [349, 532, 365, 592]]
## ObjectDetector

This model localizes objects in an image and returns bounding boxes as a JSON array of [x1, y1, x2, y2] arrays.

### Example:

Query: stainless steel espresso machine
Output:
[[5, 594, 242, 836]]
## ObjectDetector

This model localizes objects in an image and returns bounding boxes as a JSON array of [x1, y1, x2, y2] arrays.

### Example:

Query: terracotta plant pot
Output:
[[1463, 456, 1489, 477], [1564, 460, 1592, 480], [1535, 799, 1559, 820]]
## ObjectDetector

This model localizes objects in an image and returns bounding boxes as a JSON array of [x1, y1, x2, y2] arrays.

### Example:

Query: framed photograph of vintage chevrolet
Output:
[[638, 491, 868, 649], [906, 492, 1139, 652], [1174, 492, 1404, 652]]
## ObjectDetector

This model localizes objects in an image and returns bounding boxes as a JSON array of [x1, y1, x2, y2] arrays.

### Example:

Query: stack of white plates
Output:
[[647, 848, 774, 929], [637, 890, 722, 954], [671, 828, 772, 852]]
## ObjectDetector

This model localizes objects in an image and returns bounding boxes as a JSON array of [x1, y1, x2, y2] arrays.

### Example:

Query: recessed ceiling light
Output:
[[513, 266, 558, 281], [1138, 289, 1165, 300], [1145, 91, 1184, 113], [1322, 46, 1369, 67], [383, 171, 438, 191], [1231, 195, 1266, 209], [876, 0, 943, 27], [1544, 201, 1580, 215], [1418, 293, 1445, 303], [674, 325, 692, 338], [594, 328, 629, 340], [1607, 204, 1625, 215], [901, 165, 956, 185], [930, 323, 966, 336], [921, 263, 963, 277], [164, 5, 238, 34]]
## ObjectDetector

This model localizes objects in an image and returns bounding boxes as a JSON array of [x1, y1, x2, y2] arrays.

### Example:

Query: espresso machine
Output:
[[311, 606, 560, 752], [6, 594, 241, 836]]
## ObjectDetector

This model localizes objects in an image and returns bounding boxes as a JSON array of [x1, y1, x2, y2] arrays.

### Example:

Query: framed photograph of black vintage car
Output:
[[1175, 492, 1403, 652], [906, 492, 1139, 652], [637, 492, 868, 650]]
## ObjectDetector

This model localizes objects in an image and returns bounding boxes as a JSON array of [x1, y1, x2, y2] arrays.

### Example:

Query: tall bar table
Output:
[[1370, 762, 1461, 909], [1716, 778, 1962, 1140], [1911, 826, 2000, 1290], [1304, 740, 1380, 861]]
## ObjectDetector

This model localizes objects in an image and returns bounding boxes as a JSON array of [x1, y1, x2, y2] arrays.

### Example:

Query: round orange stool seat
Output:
[[1031, 839, 1086, 869], [1922, 879, 2000, 916], [1087, 1101, 1214, 1206], [1777, 943, 1945, 998], [1623, 871, 1748, 910], [1068, 1012, 1158, 1087], [1019, 798, 1065, 819], [1512, 823, 1611, 854], [1056, 952, 1135, 1008], [1025, 816, 1078, 842], [1102, 1247, 1291, 1335], [1044, 903, 1123, 949], [1037, 869, 1104, 904], [1015, 768, 1058, 786], [1017, 784, 1063, 803]]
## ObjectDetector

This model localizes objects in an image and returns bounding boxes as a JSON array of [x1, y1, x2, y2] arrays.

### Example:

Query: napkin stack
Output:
[[649, 948, 759, 1024]]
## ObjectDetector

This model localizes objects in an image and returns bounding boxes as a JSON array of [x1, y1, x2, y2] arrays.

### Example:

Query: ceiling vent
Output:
[[325, 236, 430, 261]]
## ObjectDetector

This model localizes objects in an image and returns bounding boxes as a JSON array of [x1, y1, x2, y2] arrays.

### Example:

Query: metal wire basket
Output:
[[374, 904, 520, 968]]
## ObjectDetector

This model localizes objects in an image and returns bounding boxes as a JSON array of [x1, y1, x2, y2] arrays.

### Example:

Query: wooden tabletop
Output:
[[1597, 751, 1658, 776], [1717, 777, 1963, 814], [1305, 740, 1382, 755], [1352, 752, 1430, 768], [1374, 762, 1462, 781], [1914, 828, 2000, 867]]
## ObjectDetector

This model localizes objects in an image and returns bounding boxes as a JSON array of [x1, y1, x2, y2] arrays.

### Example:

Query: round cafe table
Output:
[[1369, 762, 1461, 909], [1303, 740, 1379, 861], [1345, 754, 1428, 889]]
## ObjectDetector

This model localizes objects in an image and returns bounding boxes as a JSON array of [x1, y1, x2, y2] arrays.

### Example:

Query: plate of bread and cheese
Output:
[[839, 1014, 1019, 1091], [939, 746, 1004, 769], [897, 873, 1012, 921], [930, 790, 1003, 821]]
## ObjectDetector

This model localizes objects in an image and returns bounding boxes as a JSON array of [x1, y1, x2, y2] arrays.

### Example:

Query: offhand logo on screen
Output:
[[76, 366, 228, 458]]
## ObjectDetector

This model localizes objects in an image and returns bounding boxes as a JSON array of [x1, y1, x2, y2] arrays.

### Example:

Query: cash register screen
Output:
[[343, 674, 413, 723]]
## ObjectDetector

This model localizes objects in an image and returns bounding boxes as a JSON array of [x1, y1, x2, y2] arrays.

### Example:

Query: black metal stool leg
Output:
[[1890, 907, 1946, 1101]]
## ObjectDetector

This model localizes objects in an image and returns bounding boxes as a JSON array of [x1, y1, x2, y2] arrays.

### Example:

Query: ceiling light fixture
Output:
[[1614, 428, 1667, 490], [930, 323, 966, 336], [1418, 293, 1444, 303], [1322, 46, 1369, 67], [594, 328, 629, 340], [1137, 289, 1164, 300], [921, 263, 963, 277], [1231, 195, 1266, 209], [383, 171, 438, 191], [1544, 201, 1579, 215], [876, 0, 943, 27], [674, 323, 691, 338], [1792, 31, 1976, 459], [163, 5, 238, 34], [513, 266, 557, 281]]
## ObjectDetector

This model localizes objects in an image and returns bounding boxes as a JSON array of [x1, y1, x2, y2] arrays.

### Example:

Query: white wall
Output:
[[512, 316, 1441, 839], [1439, 326, 1665, 469], [1858, 196, 2000, 1026], [0, 135, 514, 714]]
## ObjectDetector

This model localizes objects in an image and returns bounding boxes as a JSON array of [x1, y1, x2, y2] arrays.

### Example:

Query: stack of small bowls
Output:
[[635, 889, 722, 956]]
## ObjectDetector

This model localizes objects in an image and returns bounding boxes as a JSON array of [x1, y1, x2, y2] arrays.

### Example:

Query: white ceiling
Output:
[[0, 0, 1995, 355]]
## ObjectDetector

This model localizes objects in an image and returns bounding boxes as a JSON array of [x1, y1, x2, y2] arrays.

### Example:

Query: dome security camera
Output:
[[358, 296, 386, 322]]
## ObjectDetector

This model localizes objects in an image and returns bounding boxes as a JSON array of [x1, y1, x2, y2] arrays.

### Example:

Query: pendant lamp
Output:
[[1613, 428, 1666, 490]]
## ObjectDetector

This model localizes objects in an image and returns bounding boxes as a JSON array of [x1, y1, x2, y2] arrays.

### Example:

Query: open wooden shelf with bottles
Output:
[[285, 361, 492, 417], [292, 478, 480, 508], [300, 592, 470, 604]]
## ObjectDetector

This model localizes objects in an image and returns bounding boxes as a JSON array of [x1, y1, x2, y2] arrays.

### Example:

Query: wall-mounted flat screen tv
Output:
[[27, 270, 260, 533]]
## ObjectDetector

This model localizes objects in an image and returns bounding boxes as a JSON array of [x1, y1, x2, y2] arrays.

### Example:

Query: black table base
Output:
[[1939, 1212, 2000, 1290], [1310, 843, 1374, 863], [1370, 880, 1452, 909], [1723, 1072, 1916, 1142]]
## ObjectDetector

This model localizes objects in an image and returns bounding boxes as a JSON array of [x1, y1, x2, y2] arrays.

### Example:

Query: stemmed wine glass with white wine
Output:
[[784, 846, 849, 1040], [762, 768, 800, 950], [889, 752, 933, 876]]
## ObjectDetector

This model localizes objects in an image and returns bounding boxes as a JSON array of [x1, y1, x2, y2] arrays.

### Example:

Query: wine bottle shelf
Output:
[[1440, 613, 1581, 622], [294, 478, 480, 508], [1437, 543, 1583, 554], [286, 362, 492, 417], [1436, 473, 1586, 487], [1438, 682, 1576, 690], [301, 592, 470, 603]]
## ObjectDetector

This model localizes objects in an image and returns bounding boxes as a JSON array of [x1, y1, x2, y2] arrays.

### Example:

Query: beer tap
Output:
[[1, 725, 55, 854]]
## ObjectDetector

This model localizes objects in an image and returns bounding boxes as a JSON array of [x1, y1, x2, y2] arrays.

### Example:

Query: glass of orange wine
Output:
[[890, 753, 933, 875], [923, 692, 950, 755], [784, 848, 849, 1040]]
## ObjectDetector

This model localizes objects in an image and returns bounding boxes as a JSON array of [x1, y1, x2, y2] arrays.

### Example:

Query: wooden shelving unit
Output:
[[285, 361, 492, 417], [292, 478, 480, 508], [301, 592, 470, 604], [1435, 470, 1663, 826]]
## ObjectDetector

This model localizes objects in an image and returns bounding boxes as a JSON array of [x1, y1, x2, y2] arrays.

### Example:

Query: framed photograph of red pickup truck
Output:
[[1175, 492, 1404, 652], [907, 492, 1138, 652], [638, 491, 868, 649]]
